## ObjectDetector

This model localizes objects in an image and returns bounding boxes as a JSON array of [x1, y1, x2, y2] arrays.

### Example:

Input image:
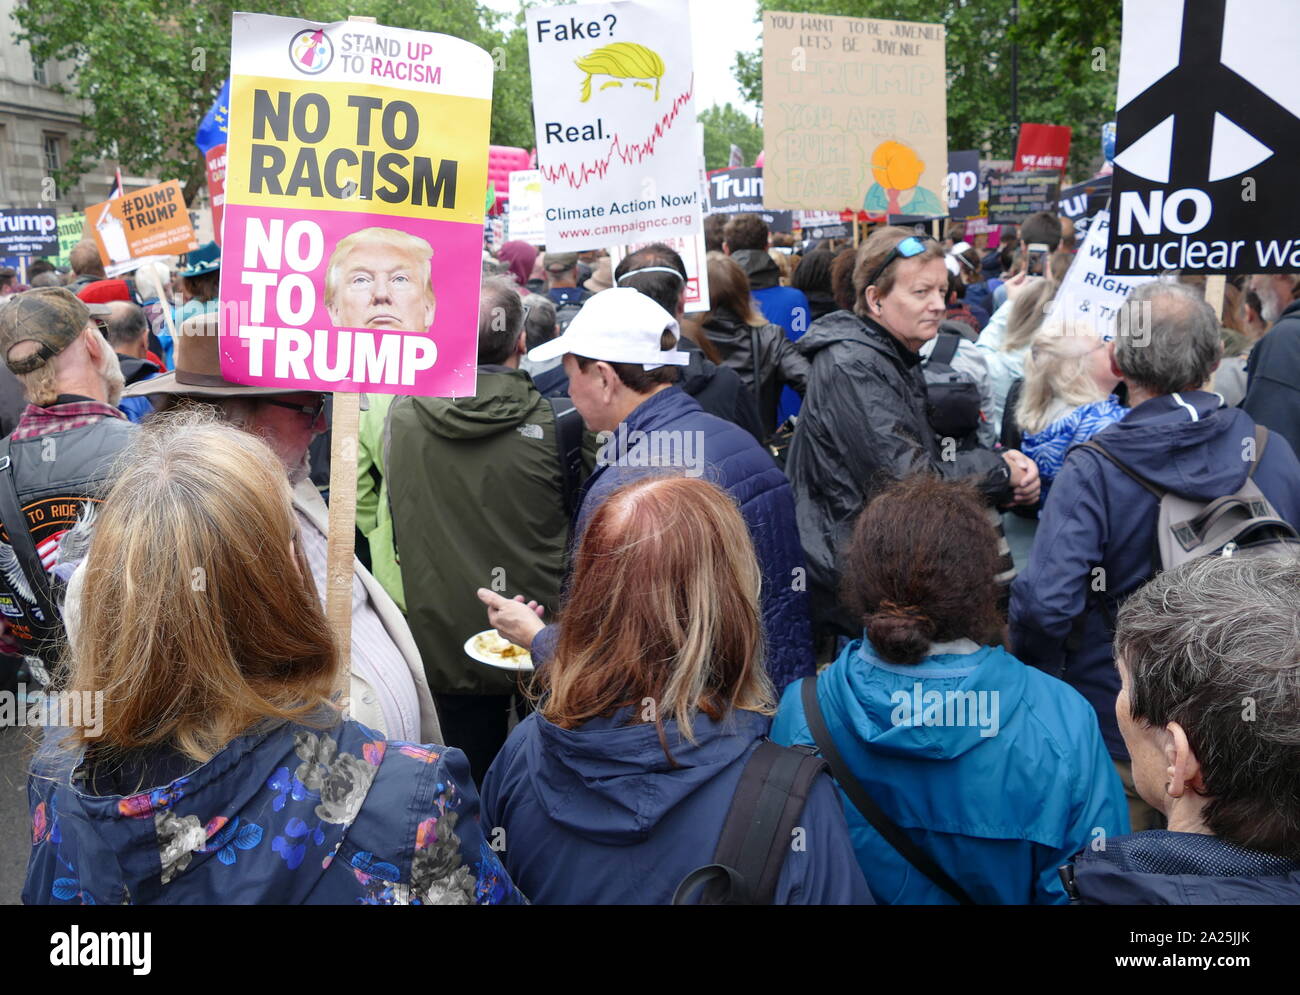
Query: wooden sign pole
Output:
[[325, 13, 376, 697]]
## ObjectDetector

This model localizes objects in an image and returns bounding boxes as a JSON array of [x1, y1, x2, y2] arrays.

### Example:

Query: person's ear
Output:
[[515, 328, 527, 357], [722, 241, 731, 256], [82, 323, 105, 361], [1108, 340, 1123, 380], [423, 294, 436, 330], [1164, 721, 1204, 798], [596, 361, 616, 398]]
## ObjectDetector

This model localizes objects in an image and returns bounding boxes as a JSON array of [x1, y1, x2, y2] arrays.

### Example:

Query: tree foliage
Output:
[[12, 0, 537, 204], [699, 102, 763, 172], [733, 0, 1121, 180]]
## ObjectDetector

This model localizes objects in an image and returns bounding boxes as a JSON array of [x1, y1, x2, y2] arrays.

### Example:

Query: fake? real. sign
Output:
[[219, 12, 492, 397]]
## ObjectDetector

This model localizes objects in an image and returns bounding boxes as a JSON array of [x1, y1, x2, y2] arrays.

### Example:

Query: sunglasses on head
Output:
[[864, 235, 937, 291]]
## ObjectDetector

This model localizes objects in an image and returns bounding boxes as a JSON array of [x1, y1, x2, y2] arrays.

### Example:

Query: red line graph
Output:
[[539, 76, 695, 191]]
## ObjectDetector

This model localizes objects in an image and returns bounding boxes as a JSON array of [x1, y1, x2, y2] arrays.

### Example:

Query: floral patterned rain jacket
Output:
[[23, 716, 523, 905]]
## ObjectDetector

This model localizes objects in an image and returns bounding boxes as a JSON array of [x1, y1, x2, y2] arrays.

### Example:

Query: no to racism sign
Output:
[[762, 10, 947, 216], [0, 209, 58, 256], [219, 13, 492, 396], [1108, 0, 1300, 274], [526, 0, 702, 252]]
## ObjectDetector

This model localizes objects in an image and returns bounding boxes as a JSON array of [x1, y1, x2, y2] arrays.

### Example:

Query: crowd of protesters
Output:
[[3, 205, 1300, 906]]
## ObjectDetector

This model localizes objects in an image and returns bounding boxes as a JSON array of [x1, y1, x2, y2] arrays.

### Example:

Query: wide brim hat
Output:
[[121, 311, 309, 399]]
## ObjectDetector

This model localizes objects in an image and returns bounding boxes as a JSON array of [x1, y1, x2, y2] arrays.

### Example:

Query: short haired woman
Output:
[[1064, 554, 1300, 903], [25, 413, 520, 906], [773, 475, 1128, 904], [786, 226, 1041, 639], [700, 251, 811, 434], [480, 475, 870, 904]]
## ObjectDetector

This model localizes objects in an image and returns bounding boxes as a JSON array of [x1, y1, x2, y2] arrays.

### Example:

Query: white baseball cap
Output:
[[526, 287, 690, 370]]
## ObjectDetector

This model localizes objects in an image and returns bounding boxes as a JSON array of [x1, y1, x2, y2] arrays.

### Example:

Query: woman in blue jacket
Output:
[[480, 475, 870, 905], [773, 475, 1128, 904]]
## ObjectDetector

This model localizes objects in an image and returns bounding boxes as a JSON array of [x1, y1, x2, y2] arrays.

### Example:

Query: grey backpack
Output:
[[1082, 425, 1300, 568]]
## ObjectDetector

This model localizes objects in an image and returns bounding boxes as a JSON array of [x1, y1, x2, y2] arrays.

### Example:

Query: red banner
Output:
[[1014, 124, 1072, 175], [204, 144, 226, 245]]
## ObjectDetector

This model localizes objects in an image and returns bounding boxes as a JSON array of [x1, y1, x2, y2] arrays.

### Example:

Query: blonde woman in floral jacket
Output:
[[24, 413, 520, 906]]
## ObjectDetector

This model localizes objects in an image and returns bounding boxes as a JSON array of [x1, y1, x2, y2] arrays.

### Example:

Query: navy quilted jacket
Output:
[[534, 386, 814, 691]]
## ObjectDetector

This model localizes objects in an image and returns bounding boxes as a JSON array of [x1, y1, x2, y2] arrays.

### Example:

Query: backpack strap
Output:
[[799, 675, 977, 905], [1248, 425, 1268, 479], [1077, 439, 1165, 499], [929, 330, 961, 368], [672, 739, 825, 905], [0, 439, 62, 649], [547, 397, 586, 520]]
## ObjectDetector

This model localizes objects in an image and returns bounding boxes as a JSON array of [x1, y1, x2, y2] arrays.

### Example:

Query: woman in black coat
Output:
[[786, 227, 1041, 638]]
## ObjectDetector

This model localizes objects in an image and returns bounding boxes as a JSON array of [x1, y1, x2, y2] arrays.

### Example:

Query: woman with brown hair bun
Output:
[[772, 474, 1127, 905], [480, 474, 869, 904], [25, 412, 521, 906]]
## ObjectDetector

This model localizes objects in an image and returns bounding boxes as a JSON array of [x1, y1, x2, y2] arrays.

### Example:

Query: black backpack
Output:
[[672, 740, 827, 905], [547, 397, 587, 520], [922, 330, 982, 441]]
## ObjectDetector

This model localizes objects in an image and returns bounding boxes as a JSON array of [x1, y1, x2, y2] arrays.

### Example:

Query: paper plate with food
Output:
[[464, 629, 535, 671]]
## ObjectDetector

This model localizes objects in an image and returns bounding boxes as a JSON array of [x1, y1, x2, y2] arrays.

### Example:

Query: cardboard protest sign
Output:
[[526, 0, 702, 252], [1058, 174, 1111, 240], [762, 11, 947, 216], [1049, 210, 1143, 338], [987, 170, 1060, 224], [87, 181, 197, 266], [608, 231, 710, 313], [0, 209, 57, 256], [946, 150, 980, 219], [1107, 0, 1300, 274], [1014, 123, 1071, 174], [706, 166, 793, 231], [52, 213, 86, 267], [219, 13, 492, 397], [507, 169, 546, 245]]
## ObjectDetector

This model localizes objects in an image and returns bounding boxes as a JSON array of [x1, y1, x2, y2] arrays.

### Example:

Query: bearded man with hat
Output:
[[121, 312, 441, 745], [0, 288, 136, 685]]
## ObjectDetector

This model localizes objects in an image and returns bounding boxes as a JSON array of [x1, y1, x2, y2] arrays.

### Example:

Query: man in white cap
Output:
[[479, 286, 815, 691]]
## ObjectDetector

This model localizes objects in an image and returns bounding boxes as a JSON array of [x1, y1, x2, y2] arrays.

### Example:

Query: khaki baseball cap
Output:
[[544, 251, 579, 272], [0, 288, 111, 375]]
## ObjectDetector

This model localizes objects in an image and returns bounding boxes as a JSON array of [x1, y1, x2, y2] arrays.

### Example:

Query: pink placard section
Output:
[[218, 203, 481, 397]]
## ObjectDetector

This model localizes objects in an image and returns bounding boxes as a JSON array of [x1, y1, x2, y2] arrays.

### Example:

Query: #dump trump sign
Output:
[[219, 13, 492, 396]]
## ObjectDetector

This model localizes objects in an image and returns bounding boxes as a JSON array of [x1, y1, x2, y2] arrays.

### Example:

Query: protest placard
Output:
[[52, 213, 86, 268], [526, 0, 702, 251], [761, 11, 947, 216], [1107, 0, 1300, 274], [1014, 124, 1071, 174], [706, 166, 793, 231], [987, 170, 1060, 224], [86, 180, 198, 267], [946, 150, 980, 219], [219, 12, 492, 397], [1058, 174, 1111, 240], [1048, 210, 1144, 338], [507, 169, 546, 245], [797, 210, 850, 239], [0, 209, 58, 256], [608, 231, 710, 313]]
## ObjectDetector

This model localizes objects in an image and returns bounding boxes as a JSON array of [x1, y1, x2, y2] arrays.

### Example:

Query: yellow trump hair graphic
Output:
[[575, 42, 666, 102]]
